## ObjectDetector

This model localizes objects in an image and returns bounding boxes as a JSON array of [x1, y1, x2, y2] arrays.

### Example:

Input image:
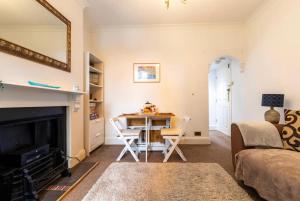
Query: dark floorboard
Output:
[[40, 162, 97, 201]]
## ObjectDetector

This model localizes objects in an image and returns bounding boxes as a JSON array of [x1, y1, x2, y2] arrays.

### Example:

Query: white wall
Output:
[[89, 24, 244, 144], [231, 59, 245, 122], [0, 0, 85, 167], [234, 0, 300, 122]]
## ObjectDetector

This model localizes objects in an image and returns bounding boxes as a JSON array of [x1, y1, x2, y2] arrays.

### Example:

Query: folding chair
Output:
[[160, 117, 190, 163], [110, 118, 141, 162]]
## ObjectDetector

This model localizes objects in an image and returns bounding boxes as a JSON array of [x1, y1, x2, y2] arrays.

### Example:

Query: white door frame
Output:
[[209, 57, 233, 136]]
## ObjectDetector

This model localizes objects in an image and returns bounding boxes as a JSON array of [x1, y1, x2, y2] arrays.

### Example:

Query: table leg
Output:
[[145, 117, 148, 163]]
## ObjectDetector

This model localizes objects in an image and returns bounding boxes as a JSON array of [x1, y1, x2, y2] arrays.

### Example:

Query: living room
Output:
[[0, 0, 299, 201]]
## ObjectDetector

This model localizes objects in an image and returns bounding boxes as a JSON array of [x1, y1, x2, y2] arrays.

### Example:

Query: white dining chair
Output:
[[160, 117, 190, 162], [110, 118, 141, 162]]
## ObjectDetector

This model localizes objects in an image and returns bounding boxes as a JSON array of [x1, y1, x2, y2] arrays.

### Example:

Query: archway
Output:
[[208, 56, 242, 136]]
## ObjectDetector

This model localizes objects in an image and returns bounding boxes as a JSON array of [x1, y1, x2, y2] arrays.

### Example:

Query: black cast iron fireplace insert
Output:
[[0, 107, 70, 201]]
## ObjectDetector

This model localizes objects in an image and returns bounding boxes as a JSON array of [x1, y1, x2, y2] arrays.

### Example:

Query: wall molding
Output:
[[70, 148, 86, 168], [91, 22, 244, 32], [209, 125, 218, 130]]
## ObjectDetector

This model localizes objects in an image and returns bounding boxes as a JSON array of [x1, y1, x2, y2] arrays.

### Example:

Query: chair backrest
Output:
[[110, 118, 123, 137]]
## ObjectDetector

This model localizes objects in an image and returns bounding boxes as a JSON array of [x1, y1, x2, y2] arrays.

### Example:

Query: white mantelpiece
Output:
[[2, 81, 85, 95]]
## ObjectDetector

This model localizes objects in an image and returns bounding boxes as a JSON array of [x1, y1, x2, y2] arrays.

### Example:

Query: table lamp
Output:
[[261, 94, 284, 124]]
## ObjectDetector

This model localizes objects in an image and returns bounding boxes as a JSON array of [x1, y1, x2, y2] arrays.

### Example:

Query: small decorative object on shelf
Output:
[[90, 72, 99, 85], [262, 94, 284, 124], [28, 81, 61, 89], [72, 84, 80, 92], [90, 113, 99, 120], [89, 102, 99, 120]]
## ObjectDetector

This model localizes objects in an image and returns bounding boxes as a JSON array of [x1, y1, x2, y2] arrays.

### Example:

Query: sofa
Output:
[[231, 123, 300, 201]]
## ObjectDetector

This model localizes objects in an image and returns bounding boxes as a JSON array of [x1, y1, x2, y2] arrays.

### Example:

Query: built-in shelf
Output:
[[89, 66, 102, 74], [89, 83, 103, 88], [2, 81, 85, 95], [89, 54, 102, 64], [84, 52, 105, 155]]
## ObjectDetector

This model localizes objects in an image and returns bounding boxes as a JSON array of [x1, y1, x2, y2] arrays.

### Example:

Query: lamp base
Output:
[[264, 107, 280, 124]]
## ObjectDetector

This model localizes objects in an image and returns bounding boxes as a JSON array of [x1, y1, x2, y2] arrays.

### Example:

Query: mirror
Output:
[[0, 0, 71, 72]]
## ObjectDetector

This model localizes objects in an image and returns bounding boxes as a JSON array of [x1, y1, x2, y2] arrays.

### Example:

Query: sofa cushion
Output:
[[236, 121, 283, 148], [235, 149, 300, 201], [281, 109, 300, 152]]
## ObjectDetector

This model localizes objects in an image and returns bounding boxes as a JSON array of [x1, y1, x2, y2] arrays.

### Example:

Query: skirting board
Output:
[[209, 125, 218, 130], [180, 137, 211, 144], [69, 149, 86, 168], [105, 136, 211, 145], [210, 127, 231, 136]]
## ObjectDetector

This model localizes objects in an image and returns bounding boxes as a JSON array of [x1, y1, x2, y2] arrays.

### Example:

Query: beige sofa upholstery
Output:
[[231, 123, 300, 201]]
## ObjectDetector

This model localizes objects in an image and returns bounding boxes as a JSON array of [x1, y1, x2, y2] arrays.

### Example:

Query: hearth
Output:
[[0, 107, 69, 201]]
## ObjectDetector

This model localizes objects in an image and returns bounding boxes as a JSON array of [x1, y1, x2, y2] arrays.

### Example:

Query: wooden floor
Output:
[[62, 131, 264, 201]]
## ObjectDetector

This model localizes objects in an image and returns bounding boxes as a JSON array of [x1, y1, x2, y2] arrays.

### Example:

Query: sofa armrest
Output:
[[231, 123, 249, 169], [231, 123, 284, 169]]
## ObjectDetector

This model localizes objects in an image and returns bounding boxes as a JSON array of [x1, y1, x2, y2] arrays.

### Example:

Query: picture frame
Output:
[[133, 63, 160, 83]]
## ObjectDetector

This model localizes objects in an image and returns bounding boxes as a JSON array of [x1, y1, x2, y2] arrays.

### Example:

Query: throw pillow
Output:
[[281, 109, 300, 151]]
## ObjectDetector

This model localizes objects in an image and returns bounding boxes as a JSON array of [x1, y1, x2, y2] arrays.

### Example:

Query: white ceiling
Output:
[[85, 0, 266, 26]]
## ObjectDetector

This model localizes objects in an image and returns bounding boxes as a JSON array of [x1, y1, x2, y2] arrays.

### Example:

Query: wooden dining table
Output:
[[119, 112, 175, 162]]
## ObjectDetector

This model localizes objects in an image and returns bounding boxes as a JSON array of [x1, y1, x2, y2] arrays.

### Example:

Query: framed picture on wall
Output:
[[133, 63, 160, 83]]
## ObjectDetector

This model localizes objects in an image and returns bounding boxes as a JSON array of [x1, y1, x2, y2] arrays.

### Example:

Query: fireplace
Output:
[[0, 107, 69, 201]]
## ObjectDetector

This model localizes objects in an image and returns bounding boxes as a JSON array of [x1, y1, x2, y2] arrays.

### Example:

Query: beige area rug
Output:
[[82, 163, 252, 201]]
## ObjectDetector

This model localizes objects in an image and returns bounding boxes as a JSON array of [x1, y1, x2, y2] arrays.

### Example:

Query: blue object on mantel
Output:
[[28, 81, 61, 89]]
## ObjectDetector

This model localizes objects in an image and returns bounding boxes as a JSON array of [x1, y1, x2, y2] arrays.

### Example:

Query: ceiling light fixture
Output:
[[165, 0, 187, 9]]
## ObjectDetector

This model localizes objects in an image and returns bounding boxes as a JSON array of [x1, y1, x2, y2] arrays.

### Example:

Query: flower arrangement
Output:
[[141, 101, 158, 114]]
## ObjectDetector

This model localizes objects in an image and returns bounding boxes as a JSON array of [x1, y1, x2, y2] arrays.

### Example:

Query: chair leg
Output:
[[162, 139, 168, 155], [117, 146, 128, 161], [163, 136, 186, 162], [175, 145, 187, 162], [169, 140, 187, 162], [117, 138, 139, 162], [123, 138, 139, 162], [163, 138, 180, 163], [175, 146, 187, 161], [133, 141, 140, 157]]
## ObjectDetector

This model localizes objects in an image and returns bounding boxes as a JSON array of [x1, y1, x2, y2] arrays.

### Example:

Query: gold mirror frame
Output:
[[0, 0, 71, 72]]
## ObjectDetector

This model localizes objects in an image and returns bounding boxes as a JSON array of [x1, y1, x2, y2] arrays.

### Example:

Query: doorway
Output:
[[209, 57, 235, 136]]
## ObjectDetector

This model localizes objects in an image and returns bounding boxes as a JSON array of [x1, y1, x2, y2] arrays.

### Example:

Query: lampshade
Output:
[[262, 94, 284, 107]]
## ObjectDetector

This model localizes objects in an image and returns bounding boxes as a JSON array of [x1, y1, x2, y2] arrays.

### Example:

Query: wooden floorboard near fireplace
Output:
[[39, 161, 99, 201]]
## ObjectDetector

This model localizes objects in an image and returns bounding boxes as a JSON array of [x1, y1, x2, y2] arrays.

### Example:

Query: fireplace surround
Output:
[[0, 106, 69, 201]]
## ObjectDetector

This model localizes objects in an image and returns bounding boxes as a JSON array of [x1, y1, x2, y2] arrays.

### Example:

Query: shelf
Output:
[[2, 81, 85, 95], [90, 100, 103, 103], [90, 53, 102, 64], [85, 52, 105, 155], [89, 66, 102, 74], [89, 83, 103, 88]]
